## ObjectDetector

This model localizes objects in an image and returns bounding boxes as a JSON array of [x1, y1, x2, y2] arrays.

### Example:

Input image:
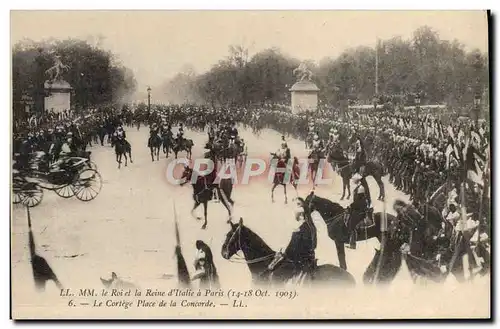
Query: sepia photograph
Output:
[[10, 10, 491, 319]]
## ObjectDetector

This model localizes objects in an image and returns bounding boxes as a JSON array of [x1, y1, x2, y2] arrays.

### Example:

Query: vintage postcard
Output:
[[10, 10, 491, 319]]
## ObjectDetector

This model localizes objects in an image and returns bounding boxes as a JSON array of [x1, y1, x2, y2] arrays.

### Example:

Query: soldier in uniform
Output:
[[268, 200, 317, 281], [353, 136, 367, 175], [346, 173, 372, 249]]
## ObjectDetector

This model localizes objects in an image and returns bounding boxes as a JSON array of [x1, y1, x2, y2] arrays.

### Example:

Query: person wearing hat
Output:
[[268, 199, 318, 281], [276, 141, 291, 162], [352, 136, 367, 176], [346, 173, 372, 249], [50, 134, 75, 172]]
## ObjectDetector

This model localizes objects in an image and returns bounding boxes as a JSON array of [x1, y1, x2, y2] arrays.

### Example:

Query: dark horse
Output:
[[173, 138, 194, 159], [221, 217, 356, 287], [148, 131, 162, 162], [180, 165, 234, 230], [327, 145, 386, 201], [299, 191, 397, 271], [111, 136, 132, 169], [270, 154, 299, 204], [162, 132, 173, 158]]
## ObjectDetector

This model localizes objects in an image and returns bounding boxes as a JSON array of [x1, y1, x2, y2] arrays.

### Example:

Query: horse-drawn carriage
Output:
[[12, 153, 103, 208]]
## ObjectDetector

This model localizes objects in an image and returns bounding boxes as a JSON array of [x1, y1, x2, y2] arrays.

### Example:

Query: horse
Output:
[[161, 132, 173, 158], [180, 165, 234, 230], [221, 217, 356, 287], [111, 136, 133, 169], [173, 138, 194, 159], [299, 191, 398, 271], [147, 131, 162, 162], [270, 154, 299, 204], [327, 146, 386, 201]]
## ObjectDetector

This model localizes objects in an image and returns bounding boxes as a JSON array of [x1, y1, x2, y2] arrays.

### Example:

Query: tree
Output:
[[12, 37, 137, 114], [157, 25, 489, 110]]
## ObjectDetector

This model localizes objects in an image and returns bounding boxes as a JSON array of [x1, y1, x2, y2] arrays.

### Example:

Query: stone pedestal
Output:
[[289, 80, 320, 114], [44, 79, 72, 113]]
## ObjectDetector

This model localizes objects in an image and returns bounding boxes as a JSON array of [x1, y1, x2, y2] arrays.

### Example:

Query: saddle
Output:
[[344, 207, 374, 229]]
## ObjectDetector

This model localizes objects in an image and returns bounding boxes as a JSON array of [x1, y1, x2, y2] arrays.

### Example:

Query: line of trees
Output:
[[159, 26, 489, 110], [12, 37, 137, 116]]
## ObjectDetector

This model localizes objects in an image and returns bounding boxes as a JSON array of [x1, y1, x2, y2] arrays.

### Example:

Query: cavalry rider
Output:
[[276, 141, 291, 163], [346, 173, 373, 250], [114, 125, 131, 149], [326, 127, 339, 152], [228, 122, 238, 140], [308, 133, 324, 158], [178, 122, 185, 136], [268, 199, 318, 281], [353, 135, 367, 175], [163, 124, 173, 141], [176, 124, 185, 148]]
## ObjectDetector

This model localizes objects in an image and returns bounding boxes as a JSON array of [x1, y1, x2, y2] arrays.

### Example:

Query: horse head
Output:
[[221, 217, 244, 260]]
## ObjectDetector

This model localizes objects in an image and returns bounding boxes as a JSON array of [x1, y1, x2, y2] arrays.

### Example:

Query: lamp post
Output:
[[474, 92, 481, 124], [415, 93, 421, 119], [147, 86, 152, 114]]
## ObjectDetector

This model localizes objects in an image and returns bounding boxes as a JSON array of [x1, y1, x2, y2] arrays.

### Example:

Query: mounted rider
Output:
[[346, 173, 373, 249], [276, 141, 291, 163], [308, 133, 324, 158], [268, 200, 318, 281], [176, 124, 185, 148], [326, 127, 340, 152], [353, 135, 367, 175], [228, 122, 238, 140], [114, 125, 131, 150]]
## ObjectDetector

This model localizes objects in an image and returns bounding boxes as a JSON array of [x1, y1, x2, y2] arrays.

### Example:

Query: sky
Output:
[[11, 11, 489, 94]]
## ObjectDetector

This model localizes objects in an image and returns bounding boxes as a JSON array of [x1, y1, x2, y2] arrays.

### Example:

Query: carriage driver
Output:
[[50, 134, 75, 172], [268, 199, 318, 281], [345, 173, 373, 250]]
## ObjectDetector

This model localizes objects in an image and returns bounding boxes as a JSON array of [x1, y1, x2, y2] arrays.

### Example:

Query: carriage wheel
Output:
[[54, 185, 75, 198], [71, 169, 103, 202], [21, 185, 44, 208], [13, 191, 25, 204]]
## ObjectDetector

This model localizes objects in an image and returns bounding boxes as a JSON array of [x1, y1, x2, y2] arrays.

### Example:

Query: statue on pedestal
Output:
[[293, 62, 313, 82], [45, 52, 70, 82]]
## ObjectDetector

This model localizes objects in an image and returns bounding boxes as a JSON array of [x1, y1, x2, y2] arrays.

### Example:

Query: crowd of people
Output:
[[13, 101, 490, 226]]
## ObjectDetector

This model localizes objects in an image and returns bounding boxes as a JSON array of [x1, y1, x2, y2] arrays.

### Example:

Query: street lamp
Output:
[[147, 86, 152, 114], [415, 93, 421, 119], [474, 92, 481, 124]]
